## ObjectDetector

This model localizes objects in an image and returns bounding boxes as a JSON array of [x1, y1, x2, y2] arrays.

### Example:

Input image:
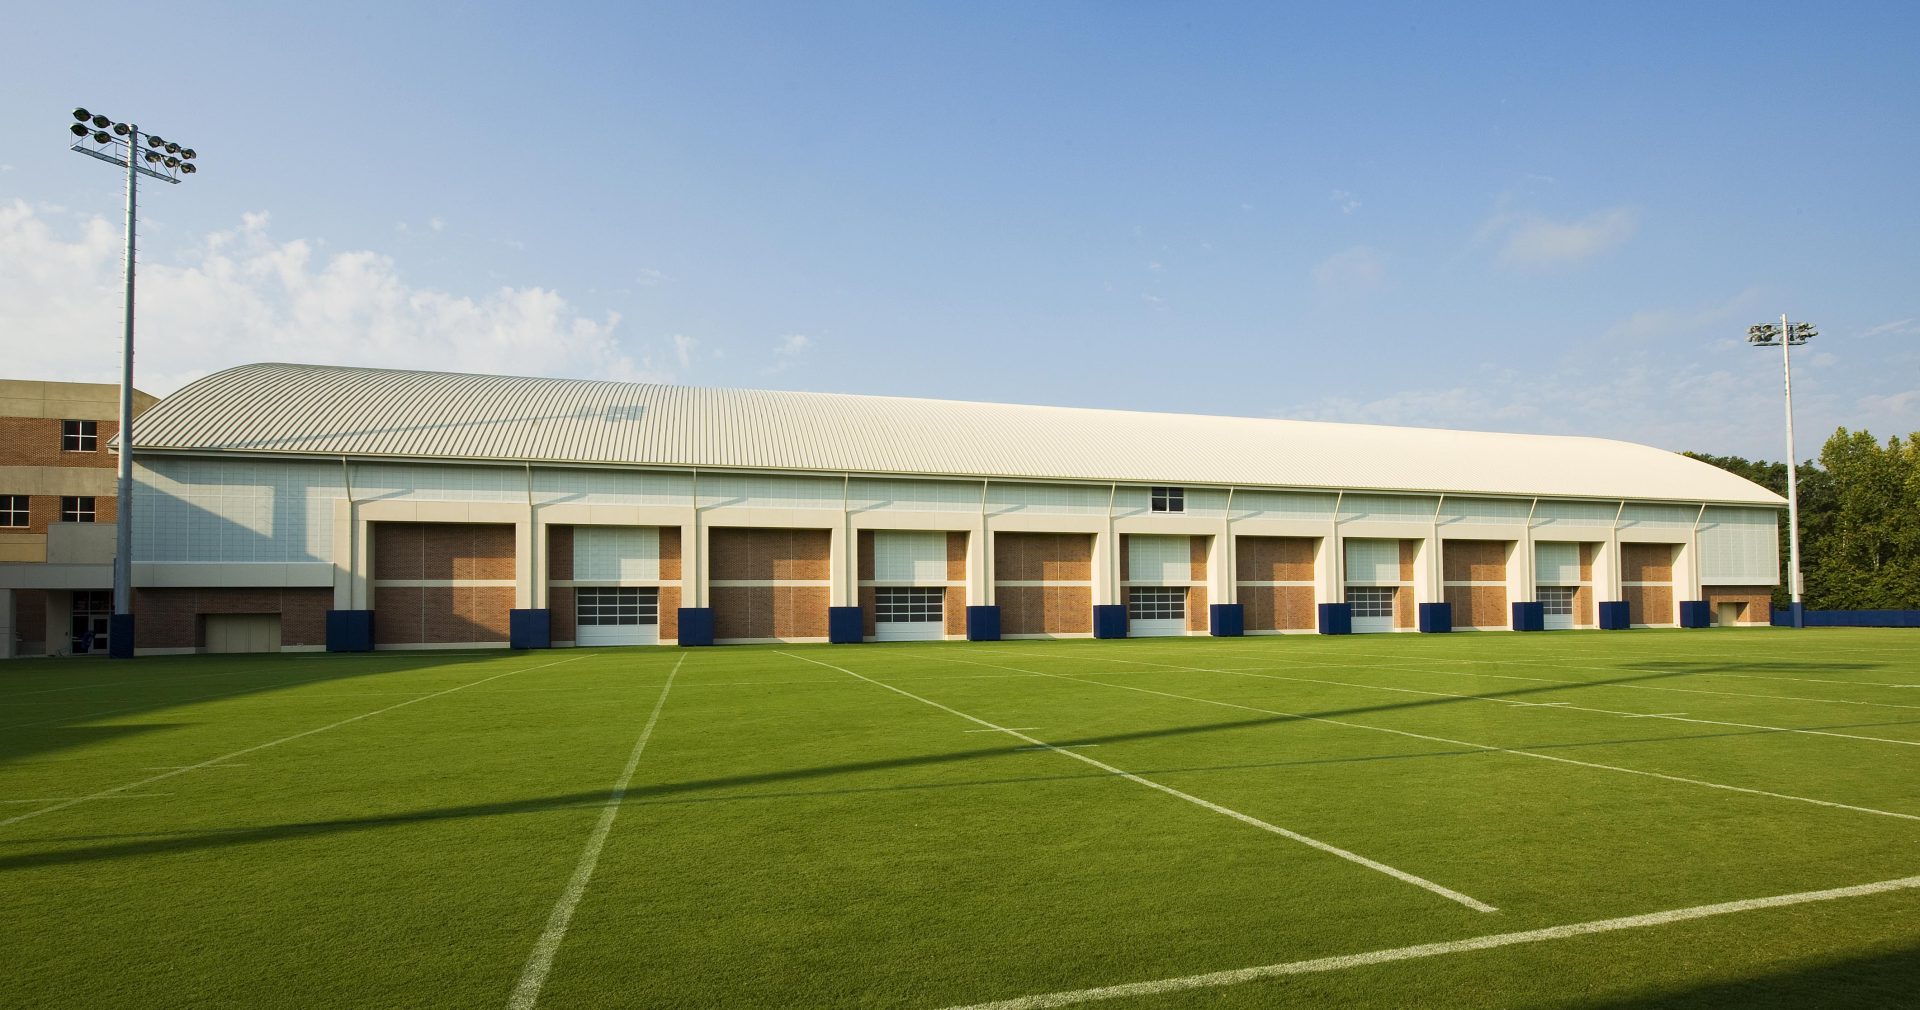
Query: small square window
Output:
[[61, 496, 96, 523], [62, 420, 98, 452], [0, 495, 27, 528], [1150, 486, 1185, 513]]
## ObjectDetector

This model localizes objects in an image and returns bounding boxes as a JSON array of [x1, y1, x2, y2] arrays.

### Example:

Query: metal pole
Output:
[[111, 126, 139, 657], [1781, 313, 1804, 628]]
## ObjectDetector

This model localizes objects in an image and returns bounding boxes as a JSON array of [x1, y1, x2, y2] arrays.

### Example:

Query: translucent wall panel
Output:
[[988, 482, 1110, 516], [1127, 535, 1192, 583], [1439, 497, 1533, 525], [573, 526, 660, 581], [1699, 507, 1780, 584], [1535, 541, 1583, 584], [1619, 503, 1701, 529], [849, 478, 979, 513], [1533, 500, 1619, 526], [1230, 491, 1338, 522], [1341, 494, 1439, 521], [134, 459, 342, 563], [697, 474, 843, 510], [873, 530, 949, 583], [353, 463, 523, 502], [535, 468, 692, 506], [1343, 538, 1403, 583]]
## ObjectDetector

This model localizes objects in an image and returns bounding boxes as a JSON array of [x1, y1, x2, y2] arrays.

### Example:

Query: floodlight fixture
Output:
[[1744, 313, 1815, 627], [64, 105, 205, 657]]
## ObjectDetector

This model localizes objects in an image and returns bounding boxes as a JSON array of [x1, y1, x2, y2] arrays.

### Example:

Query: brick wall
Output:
[[1704, 586, 1772, 624], [133, 587, 331, 650], [1395, 585, 1416, 629], [1236, 537, 1315, 581], [1625, 584, 1675, 626], [994, 532, 1093, 582], [547, 526, 574, 580], [375, 586, 514, 644], [711, 585, 830, 639], [1399, 539, 1417, 581], [708, 528, 831, 640], [1190, 535, 1209, 582], [1444, 584, 1509, 628], [0, 494, 117, 536], [371, 522, 516, 646], [944, 585, 966, 636], [994, 532, 1093, 635], [997, 585, 1093, 636], [1443, 540, 1509, 627], [13, 589, 47, 652], [660, 527, 682, 581], [1442, 540, 1508, 582], [710, 528, 831, 581], [1621, 543, 1676, 583], [1187, 585, 1209, 632], [1241, 585, 1315, 631], [0, 417, 121, 469], [946, 532, 967, 581]]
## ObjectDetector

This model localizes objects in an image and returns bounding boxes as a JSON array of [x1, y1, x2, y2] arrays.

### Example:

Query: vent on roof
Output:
[[603, 405, 645, 423]]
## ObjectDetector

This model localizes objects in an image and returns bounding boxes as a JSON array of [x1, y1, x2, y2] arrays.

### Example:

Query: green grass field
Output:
[[3, 629, 1918, 1009]]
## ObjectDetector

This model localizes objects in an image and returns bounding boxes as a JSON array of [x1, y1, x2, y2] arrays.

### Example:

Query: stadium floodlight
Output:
[[65, 107, 203, 658], [1746, 313, 1815, 628]]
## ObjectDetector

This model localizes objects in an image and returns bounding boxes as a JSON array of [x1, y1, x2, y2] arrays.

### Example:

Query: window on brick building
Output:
[[61, 496, 96, 523], [62, 420, 99, 452], [1, 495, 27, 527], [1150, 486, 1184, 513]]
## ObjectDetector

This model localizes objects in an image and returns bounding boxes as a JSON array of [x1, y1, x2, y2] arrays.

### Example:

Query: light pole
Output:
[[67, 108, 199, 658], [1746, 315, 1815, 629]]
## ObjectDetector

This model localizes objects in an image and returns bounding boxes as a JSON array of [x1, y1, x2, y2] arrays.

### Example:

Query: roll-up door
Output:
[[576, 587, 660, 646]]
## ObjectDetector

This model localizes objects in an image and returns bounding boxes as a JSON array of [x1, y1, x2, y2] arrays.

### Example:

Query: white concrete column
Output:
[[331, 497, 354, 610], [514, 517, 536, 610], [967, 522, 989, 606], [1505, 539, 1531, 606], [829, 523, 851, 607], [1207, 531, 1231, 606], [1593, 540, 1620, 601], [1412, 538, 1438, 605], [693, 519, 711, 609], [353, 515, 374, 611], [678, 510, 697, 611], [1092, 528, 1116, 606], [1316, 534, 1341, 604]]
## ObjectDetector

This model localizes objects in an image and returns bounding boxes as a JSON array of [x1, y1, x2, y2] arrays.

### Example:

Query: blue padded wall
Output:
[[827, 606, 864, 644], [1317, 603, 1351, 635], [1092, 604, 1128, 639], [108, 613, 136, 659], [966, 605, 1001, 641], [509, 609, 551, 649], [325, 610, 374, 652], [1208, 603, 1244, 637], [1597, 601, 1631, 630], [1511, 601, 1545, 632], [1677, 600, 1711, 629], [1418, 602, 1453, 634], [1775, 608, 1920, 628], [676, 607, 715, 646]]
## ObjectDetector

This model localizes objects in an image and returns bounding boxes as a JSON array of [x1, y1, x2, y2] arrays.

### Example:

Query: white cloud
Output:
[[762, 333, 813, 374], [635, 267, 668, 286], [1330, 189, 1361, 214], [672, 333, 696, 369], [1484, 206, 1639, 267], [0, 200, 670, 394], [429, 217, 445, 233], [1310, 246, 1384, 293], [1860, 318, 1918, 339]]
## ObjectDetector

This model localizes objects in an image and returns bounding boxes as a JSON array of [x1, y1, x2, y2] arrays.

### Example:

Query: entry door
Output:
[[70, 590, 111, 653], [874, 587, 944, 641], [1716, 602, 1741, 627], [576, 587, 661, 646], [206, 614, 283, 654]]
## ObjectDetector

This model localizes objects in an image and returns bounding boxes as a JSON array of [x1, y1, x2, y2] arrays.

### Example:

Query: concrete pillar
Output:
[[829, 523, 852, 608], [0, 588, 14, 660], [1092, 528, 1117, 606], [967, 522, 989, 606], [1412, 538, 1439, 605], [514, 517, 536, 610], [1316, 535, 1341, 604], [1207, 531, 1232, 605]]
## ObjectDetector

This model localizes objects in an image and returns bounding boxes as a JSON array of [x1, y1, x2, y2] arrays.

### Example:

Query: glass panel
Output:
[[1127, 586, 1187, 620], [875, 587, 944, 623]]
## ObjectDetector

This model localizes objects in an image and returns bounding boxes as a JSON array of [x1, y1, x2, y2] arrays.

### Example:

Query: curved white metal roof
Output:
[[132, 362, 1784, 505]]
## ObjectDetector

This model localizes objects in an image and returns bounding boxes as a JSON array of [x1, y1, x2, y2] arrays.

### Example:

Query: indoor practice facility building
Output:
[[2, 362, 1786, 657]]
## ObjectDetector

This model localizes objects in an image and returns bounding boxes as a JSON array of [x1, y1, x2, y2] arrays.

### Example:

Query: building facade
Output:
[[0, 380, 159, 657], [5, 363, 1783, 657]]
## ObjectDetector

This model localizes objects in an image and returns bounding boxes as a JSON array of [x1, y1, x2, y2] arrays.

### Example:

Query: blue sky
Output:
[[3, 2, 1915, 459]]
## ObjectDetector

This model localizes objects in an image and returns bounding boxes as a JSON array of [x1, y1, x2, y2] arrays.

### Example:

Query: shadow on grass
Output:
[[1551, 942, 1920, 1010]]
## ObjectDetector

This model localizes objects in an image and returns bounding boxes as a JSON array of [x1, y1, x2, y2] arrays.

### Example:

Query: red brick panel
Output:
[[1187, 586, 1209, 632], [659, 585, 681, 640], [0, 495, 116, 536], [997, 585, 1093, 636], [1442, 540, 1509, 583], [1399, 540, 1418, 581], [14, 590, 46, 647], [946, 532, 967, 581], [1704, 586, 1772, 624], [994, 532, 1093, 582], [1573, 584, 1594, 626], [1394, 586, 1416, 629], [133, 587, 331, 649], [712, 586, 768, 639], [1190, 536, 1209, 582], [710, 528, 831, 581], [550, 586, 576, 642], [944, 586, 966, 636], [547, 525, 574, 580], [1444, 585, 1508, 628], [1235, 537, 1315, 582], [1625, 585, 1675, 625], [857, 530, 875, 581], [858, 585, 877, 637], [374, 586, 425, 645], [1622, 543, 1676, 583], [373, 523, 424, 580], [1241, 585, 1315, 631], [0, 418, 121, 468], [659, 527, 682, 581], [1578, 543, 1596, 581]]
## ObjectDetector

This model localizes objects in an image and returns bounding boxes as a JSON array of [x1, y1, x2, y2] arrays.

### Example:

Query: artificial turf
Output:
[[1, 628, 1917, 1009]]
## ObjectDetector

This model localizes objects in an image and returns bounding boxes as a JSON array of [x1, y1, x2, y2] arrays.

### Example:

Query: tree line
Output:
[[1686, 428, 1920, 611]]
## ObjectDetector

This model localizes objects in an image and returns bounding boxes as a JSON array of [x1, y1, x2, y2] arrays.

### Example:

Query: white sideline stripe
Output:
[[777, 651, 1495, 913], [0, 656, 584, 831], [967, 727, 1039, 732], [507, 654, 686, 1010], [1012, 649, 1920, 751], [142, 764, 248, 770], [968, 654, 1920, 823], [936, 872, 1920, 1010], [0, 794, 172, 803]]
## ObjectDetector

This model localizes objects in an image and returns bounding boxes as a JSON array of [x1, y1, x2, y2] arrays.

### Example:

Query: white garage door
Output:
[[1347, 587, 1396, 634], [1127, 586, 1188, 637], [874, 587, 945, 641], [1539, 586, 1577, 630], [576, 587, 660, 646]]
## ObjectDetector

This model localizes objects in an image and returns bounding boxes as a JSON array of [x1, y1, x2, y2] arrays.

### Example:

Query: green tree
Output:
[[1810, 428, 1920, 609], [1681, 450, 1827, 609]]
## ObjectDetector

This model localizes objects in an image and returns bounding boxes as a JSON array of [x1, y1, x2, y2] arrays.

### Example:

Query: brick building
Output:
[[0, 379, 158, 656], [4, 362, 1785, 657]]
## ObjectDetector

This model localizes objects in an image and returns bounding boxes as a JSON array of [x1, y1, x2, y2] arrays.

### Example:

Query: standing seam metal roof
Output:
[[129, 362, 1785, 505]]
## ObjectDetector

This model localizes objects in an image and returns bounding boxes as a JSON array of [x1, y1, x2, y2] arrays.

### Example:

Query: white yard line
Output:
[[952, 655, 1920, 824], [507, 654, 686, 1010], [935, 872, 1920, 1010], [778, 651, 1495, 914], [0, 656, 584, 831], [0, 794, 172, 803]]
